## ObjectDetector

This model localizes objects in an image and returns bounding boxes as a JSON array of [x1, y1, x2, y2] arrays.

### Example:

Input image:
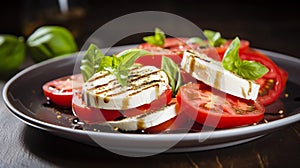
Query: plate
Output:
[[3, 45, 300, 156]]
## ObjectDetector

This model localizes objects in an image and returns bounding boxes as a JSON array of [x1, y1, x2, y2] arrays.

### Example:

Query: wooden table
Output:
[[1, 80, 300, 168]]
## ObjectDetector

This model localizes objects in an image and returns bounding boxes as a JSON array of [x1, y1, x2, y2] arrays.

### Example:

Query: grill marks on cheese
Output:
[[181, 50, 260, 100], [82, 65, 169, 110]]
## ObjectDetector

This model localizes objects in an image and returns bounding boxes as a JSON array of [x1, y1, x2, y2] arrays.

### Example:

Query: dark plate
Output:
[[3, 45, 300, 156]]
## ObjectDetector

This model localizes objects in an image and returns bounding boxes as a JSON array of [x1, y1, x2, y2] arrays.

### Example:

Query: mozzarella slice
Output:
[[181, 50, 260, 100], [107, 103, 178, 131], [82, 65, 169, 110]]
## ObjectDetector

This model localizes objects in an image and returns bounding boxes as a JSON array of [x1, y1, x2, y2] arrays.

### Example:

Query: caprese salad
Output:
[[42, 28, 288, 133]]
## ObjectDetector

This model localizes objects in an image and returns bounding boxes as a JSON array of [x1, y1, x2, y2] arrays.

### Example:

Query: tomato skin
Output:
[[239, 49, 286, 105], [177, 83, 265, 129], [279, 67, 288, 90], [145, 112, 189, 133], [121, 87, 173, 117], [136, 38, 188, 67], [42, 74, 83, 107], [72, 93, 122, 123], [138, 38, 250, 62], [135, 54, 182, 68], [137, 38, 188, 51], [216, 39, 250, 56]]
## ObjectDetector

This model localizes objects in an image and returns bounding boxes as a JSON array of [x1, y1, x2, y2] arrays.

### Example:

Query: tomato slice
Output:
[[72, 92, 123, 123], [176, 83, 265, 128], [135, 54, 182, 68], [216, 39, 250, 56], [42, 74, 83, 107], [137, 37, 191, 58], [137, 38, 188, 67], [138, 38, 250, 63], [145, 112, 190, 133], [137, 38, 188, 51], [144, 98, 193, 133], [72, 87, 173, 123], [239, 49, 287, 105]]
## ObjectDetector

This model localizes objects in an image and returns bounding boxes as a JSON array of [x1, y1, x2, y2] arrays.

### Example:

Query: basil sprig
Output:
[[108, 49, 150, 86], [222, 37, 269, 80], [203, 30, 227, 47], [143, 28, 166, 47], [187, 29, 227, 47], [81, 44, 150, 86], [80, 44, 105, 82], [161, 56, 183, 96], [186, 37, 207, 47]]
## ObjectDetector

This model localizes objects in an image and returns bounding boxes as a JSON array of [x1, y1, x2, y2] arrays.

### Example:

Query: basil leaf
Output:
[[222, 37, 241, 72], [237, 60, 269, 80], [161, 56, 183, 96], [80, 44, 105, 82], [115, 49, 150, 86], [203, 30, 227, 47], [143, 28, 165, 47], [98, 56, 120, 72], [186, 37, 207, 47], [117, 49, 150, 68], [222, 37, 269, 80], [81, 43, 150, 86]]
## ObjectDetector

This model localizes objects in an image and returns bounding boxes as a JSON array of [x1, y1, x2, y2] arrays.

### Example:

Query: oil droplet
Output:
[[104, 97, 110, 103], [278, 109, 284, 114], [72, 117, 80, 124]]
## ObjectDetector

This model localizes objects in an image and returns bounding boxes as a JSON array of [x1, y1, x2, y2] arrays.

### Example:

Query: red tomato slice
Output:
[[42, 74, 83, 107], [72, 92, 123, 123], [137, 38, 190, 58], [176, 83, 265, 129], [135, 54, 182, 68], [239, 49, 287, 105], [279, 67, 288, 90], [145, 112, 190, 133], [72, 87, 173, 123], [137, 38, 188, 67], [197, 39, 250, 61], [144, 98, 194, 133], [216, 39, 250, 56], [137, 38, 188, 51]]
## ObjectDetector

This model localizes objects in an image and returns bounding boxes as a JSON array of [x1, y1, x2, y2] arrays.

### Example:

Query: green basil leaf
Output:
[[161, 56, 183, 96], [98, 56, 120, 72], [113, 69, 129, 87], [222, 37, 269, 80], [186, 37, 207, 47], [27, 26, 78, 63], [203, 30, 227, 47], [117, 49, 150, 69], [81, 43, 150, 86], [237, 60, 269, 80], [115, 49, 150, 86], [143, 28, 165, 47], [222, 37, 241, 72], [80, 44, 105, 81], [0, 35, 25, 77]]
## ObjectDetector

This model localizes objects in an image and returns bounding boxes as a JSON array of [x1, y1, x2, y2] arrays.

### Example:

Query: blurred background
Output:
[[1, 0, 300, 58]]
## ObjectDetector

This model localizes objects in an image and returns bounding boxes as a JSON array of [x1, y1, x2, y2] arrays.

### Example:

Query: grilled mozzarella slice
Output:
[[82, 65, 169, 110], [107, 103, 178, 131], [181, 50, 260, 100]]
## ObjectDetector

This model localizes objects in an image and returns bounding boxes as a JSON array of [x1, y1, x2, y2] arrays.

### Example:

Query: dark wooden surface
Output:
[[1, 81, 300, 167]]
